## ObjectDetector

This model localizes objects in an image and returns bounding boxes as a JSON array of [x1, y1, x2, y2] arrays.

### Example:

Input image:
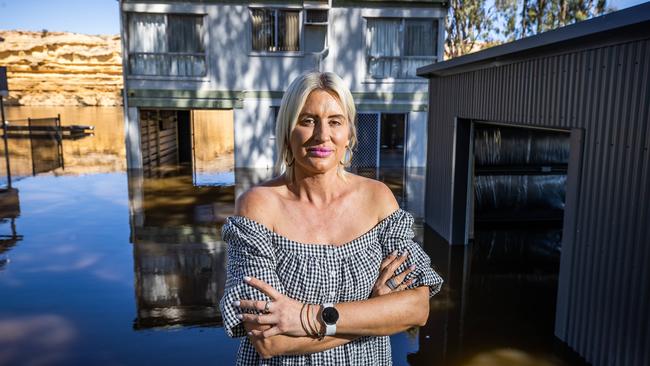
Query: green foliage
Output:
[[495, 0, 612, 40], [445, 0, 494, 59], [446, 0, 614, 59]]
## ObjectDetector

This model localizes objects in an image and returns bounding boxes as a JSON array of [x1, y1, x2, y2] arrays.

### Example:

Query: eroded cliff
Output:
[[0, 30, 123, 106]]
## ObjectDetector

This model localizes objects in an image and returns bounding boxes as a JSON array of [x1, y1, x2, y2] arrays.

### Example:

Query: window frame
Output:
[[249, 6, 303, 57], [363, 17, 439, 81], [126, 12, 208, 80]]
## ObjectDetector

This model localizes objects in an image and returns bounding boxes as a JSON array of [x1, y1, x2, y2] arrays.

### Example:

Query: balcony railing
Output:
[[129, 52, 207, 77]]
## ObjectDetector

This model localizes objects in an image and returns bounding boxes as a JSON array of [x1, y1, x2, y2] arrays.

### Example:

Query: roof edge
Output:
[[418, 2, 650, 77]]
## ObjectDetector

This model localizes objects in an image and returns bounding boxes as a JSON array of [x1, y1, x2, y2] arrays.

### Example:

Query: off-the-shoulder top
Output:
[[219, 209, 443, 366]]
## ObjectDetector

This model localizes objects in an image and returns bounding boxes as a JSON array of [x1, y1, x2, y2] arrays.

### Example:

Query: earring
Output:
[[340, 146, 352, 166], [285, 153, 295, 166]]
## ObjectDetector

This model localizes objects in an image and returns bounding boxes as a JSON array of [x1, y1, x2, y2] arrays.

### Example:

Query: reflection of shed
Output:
[[418, 4, 650, 366]]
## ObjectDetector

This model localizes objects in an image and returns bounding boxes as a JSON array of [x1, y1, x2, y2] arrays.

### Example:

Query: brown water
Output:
[[0, 107, 586, 366]]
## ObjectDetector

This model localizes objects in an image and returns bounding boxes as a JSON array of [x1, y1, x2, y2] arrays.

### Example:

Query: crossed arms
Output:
[[235, 256, 430, 359]]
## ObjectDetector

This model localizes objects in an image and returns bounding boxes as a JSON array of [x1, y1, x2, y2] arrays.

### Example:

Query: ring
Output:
[[386, 278, 399, 290], [263, 300, 272, 313]]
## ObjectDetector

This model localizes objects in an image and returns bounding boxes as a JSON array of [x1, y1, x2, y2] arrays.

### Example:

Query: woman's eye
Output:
[[330, 120, 342, 126], [301, 118, 315, 125]]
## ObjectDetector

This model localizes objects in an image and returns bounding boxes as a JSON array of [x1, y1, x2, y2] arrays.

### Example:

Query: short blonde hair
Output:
[[275, 72, 357, 182]]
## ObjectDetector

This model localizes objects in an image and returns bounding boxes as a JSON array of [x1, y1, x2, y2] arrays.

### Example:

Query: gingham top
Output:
[[219, 209, 443, 366]]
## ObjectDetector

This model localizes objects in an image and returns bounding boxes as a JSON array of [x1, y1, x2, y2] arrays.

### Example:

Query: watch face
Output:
[[322, 307, 339, 325]]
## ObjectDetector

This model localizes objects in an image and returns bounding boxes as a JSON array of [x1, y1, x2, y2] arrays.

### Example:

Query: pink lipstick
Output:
[[307, 147, 333, 158]]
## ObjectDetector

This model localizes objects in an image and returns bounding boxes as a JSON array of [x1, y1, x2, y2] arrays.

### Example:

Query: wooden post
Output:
[[0, 96, 11, 189], [57, 114, 64, 170]]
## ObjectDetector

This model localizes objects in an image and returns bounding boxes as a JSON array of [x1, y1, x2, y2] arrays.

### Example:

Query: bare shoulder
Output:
[[235, 176, 284, 226], [348, 174, 399, 220]]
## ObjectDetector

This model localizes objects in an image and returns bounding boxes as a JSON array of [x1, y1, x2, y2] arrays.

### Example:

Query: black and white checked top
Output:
[[219, 209, 443, 365]]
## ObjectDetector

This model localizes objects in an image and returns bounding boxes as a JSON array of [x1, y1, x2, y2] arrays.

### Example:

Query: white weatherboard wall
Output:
[[326, 6, 445, 94], [235, 98, 279, 168], [406, 111, 428, 167], [123, 3, 317, 92], [122, 2, 444, 169]]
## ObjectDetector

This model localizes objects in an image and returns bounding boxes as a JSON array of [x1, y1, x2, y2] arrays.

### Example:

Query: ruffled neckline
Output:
[[226, 209, 407, 256]]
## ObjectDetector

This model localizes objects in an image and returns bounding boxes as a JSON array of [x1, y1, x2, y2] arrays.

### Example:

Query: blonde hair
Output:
[[275, 72, 357, 182]]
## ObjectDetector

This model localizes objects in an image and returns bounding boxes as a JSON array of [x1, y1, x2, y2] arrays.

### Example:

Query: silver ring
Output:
[[263, 300, 272, 313], [386, 278, 399, 290]]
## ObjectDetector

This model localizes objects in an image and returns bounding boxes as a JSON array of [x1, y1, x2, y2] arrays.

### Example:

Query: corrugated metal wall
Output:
[[425, 38, 650, 366]]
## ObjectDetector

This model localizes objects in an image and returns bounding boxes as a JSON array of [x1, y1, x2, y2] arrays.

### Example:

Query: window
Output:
[[128, 13, 206, 77], [270, 106, 280, 136], [251, 9, 300, 52], [366, 18, 438, 79]]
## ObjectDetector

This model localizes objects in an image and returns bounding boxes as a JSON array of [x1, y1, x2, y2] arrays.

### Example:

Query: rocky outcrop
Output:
[[0, 30, 123, 106]]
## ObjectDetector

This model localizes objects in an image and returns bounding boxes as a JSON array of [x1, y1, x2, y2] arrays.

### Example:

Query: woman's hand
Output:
[[235, 276, 307, 339], [371, 250, 416, 297]]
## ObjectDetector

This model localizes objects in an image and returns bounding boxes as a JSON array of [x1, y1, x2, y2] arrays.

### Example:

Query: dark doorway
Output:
[[380, 113, 405, 168], [177, 110, 192, 164]]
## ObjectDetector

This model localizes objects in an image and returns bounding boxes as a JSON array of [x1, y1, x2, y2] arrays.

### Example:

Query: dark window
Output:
[[251, 9, 300, 52]]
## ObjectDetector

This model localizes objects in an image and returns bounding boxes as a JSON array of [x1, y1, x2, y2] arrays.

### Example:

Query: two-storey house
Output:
[[119, 0, 447, 180]]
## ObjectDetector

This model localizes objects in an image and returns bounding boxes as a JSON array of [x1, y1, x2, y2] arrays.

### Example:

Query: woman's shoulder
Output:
[[234, 176, 286, 227], [346, 173, 400, 221]]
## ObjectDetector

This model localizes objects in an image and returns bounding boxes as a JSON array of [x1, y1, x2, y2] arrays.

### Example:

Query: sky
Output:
[[0, 0, 121, 35], [0, 0, 647, 36]]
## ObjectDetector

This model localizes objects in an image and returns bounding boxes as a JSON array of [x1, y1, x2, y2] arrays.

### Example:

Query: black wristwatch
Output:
[[320, 303, 339, 336]]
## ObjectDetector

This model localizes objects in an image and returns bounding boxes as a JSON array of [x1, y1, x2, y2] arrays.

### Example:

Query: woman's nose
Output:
[[312, 121, 330, 142]]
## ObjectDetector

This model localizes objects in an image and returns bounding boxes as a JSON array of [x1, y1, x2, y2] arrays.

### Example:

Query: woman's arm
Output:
[[242, 245, 419, 358], [242, 288, 427, 359], [240, 276, 429, 337], [244, 322, 358, 359], [238, 277, 430, 357], [336, 286, 429, 334]]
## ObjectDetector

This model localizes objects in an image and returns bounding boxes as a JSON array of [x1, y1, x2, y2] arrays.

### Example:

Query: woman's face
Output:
[[289, 89, 350, 177]]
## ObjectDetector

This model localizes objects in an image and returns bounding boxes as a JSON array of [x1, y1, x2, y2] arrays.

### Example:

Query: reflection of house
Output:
[[119, 0, 447, 174], [128, 169, 232, 329], [126, 166, 288, 328]]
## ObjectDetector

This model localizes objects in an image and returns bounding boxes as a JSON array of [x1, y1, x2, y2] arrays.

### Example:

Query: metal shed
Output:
[[418, 3, 650, 366]]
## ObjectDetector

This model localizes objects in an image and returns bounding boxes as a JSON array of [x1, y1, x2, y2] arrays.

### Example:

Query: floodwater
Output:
[[0, 107, 586, 365]]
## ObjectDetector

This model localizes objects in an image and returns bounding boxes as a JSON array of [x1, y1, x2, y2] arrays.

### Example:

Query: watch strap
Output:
[[322, 303, 336, 336]]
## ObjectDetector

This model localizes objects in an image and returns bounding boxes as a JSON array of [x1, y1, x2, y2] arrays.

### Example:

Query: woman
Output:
[[219, 72, 443, 365]]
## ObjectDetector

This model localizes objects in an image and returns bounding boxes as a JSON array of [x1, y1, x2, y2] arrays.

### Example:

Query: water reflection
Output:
[[0, 106, 585, 365], [127, 165, 280, 329], [3, 106, 126, 177], [128, 166, 230, 329], [411, 224, 584, 366], [0, 188, 22, 270]]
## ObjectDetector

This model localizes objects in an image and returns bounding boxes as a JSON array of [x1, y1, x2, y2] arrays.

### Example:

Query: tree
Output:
[[445, 0, 493, 59], [445, 0, 613, 59], [494, 0, 611, 40]]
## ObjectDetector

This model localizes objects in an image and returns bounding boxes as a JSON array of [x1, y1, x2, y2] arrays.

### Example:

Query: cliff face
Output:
[[0, 30, 123, 106]]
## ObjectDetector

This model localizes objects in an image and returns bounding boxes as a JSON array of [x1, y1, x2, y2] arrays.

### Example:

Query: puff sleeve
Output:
[[219, 217, 286, 337], [379, 210, 443, 297]]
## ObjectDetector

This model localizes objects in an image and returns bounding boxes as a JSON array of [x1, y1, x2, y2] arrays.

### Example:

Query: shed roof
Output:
[[417, 2, 650, 77]]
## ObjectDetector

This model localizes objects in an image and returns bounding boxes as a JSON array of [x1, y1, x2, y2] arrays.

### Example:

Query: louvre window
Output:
[[127, 13, 206, 77], [366, 18, 438, 79], [305, 9, 328, 24], [251, 9, 300, 52]]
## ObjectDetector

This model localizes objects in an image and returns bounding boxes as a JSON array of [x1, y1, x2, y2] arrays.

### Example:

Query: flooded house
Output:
[[418, 4, 650, 366], [118, 0, 447, 181]]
